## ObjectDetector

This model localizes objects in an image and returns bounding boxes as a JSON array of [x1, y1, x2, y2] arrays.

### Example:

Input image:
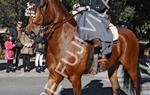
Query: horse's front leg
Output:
[[70, 75, 82, 95], [108, 67, 120, 95], [45, 74, 63, 95]]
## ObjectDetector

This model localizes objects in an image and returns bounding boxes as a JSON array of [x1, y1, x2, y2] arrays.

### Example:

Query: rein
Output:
[[45, 16, 73, 40]]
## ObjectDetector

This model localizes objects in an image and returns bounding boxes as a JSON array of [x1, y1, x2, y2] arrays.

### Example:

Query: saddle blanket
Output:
[[75, 10, 113, 55], [76, 10, 113, 42]]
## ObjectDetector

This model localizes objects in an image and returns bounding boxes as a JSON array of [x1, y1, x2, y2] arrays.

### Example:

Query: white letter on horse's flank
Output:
[[72, 41, 84, 55], [61, 50, 78, 66], [44, 81, 62, 95], [55, 62, 68, 78], [75, 36, 88, 45]]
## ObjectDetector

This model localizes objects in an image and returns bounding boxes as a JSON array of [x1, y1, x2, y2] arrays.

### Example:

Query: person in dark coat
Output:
[[8, 21, 23, 70], [35, 31, 46, 73]]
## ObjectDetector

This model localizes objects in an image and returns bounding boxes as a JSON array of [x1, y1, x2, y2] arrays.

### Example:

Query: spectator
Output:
[[35, 31, 46, 73], [20, 31, 34, 72], [4, 35, 16, 73], [8, 21, 23, 70]]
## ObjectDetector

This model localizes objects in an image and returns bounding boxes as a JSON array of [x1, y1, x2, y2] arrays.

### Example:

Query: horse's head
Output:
[[26, 0, 48, 34], [26, 0, 69, 35]]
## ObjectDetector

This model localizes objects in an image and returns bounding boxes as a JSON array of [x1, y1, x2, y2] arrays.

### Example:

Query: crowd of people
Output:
[[4, 21, 46, 73]]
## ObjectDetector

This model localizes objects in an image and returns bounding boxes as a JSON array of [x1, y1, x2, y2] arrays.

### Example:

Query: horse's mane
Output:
[[46, 0, 76, 26]]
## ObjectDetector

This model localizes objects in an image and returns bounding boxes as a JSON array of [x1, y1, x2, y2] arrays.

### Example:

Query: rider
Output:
[[74, 0, 113, 72]]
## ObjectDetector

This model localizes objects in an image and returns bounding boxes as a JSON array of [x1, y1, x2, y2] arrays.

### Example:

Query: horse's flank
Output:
[[46, 21, 91, 76]]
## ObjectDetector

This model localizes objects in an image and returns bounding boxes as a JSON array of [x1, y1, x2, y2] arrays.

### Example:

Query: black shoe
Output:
[[6, 67, 10, 73], [36, 67, 40, 73], [24, 67, 28, 72], [16, 67, 21, 70], [24, 69, 28, 72], [11, 67, 16, 72], [40, 66, 44, 72], [27, 66, 31, 72]]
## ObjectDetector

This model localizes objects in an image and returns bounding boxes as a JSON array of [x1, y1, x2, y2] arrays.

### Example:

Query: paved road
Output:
[[0, 72, 149, 95], [0, 60, 150, 95]]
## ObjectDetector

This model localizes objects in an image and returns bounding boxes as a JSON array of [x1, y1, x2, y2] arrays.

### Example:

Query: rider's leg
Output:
[[92, 38, 108, 71], [91, 38, 101, 74]]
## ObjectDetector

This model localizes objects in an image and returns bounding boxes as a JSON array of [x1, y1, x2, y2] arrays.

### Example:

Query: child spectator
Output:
[[35, 31, 46, 73], [4, 35, 15, 73]]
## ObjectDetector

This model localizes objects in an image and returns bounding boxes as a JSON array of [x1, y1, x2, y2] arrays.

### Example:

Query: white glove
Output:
[[28, 43, 32, 47], [24, 44, 28, 47], [86, 6, 91, 11]]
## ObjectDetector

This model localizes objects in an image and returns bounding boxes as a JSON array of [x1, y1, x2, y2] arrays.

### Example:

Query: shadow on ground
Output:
[[0, 61, 47, 72], [0, 63, 7, 71], [60, 80, 127, 95]]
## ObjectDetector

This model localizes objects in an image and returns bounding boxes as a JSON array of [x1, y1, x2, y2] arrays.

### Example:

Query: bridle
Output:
[[29, 0, 74, 40]]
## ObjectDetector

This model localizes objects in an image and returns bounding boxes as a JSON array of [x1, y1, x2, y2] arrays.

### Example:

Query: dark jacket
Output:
[[79, 0, 108, 13], [8, 26, 23, 49], [9, 26, 17, 43], [35, 36, 46, 54]]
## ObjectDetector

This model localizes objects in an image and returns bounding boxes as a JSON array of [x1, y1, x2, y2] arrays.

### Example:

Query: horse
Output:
[[26, 0, 141, 95]]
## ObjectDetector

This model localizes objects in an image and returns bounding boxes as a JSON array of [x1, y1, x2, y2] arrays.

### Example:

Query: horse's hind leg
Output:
[[46, 74, 63, 95], [108, 67, 121, 95], [69, 75, 82, 95], [124, 64, 141, 95], [121, 57, 141, 95]]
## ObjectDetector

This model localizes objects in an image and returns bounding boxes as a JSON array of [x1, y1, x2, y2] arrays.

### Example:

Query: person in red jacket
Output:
[[4, 35, 16, 73]]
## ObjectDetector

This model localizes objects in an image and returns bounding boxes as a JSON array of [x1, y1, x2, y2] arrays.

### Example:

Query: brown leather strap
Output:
[[46, 16, 74, 40]]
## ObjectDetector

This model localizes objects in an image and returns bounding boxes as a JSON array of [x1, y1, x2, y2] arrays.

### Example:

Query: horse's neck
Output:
[[49, 0, 71, 23], [47, 0, 77, 36]]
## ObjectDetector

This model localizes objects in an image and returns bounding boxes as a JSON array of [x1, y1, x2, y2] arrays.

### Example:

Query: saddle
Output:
[[109, 23, 119, 42]]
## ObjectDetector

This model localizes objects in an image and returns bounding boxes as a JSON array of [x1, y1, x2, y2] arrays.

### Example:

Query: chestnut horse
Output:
[[26, 0, 140, 95]]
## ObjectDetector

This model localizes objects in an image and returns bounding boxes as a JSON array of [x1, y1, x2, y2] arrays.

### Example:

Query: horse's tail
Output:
[[123, 67, 141, 94]]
